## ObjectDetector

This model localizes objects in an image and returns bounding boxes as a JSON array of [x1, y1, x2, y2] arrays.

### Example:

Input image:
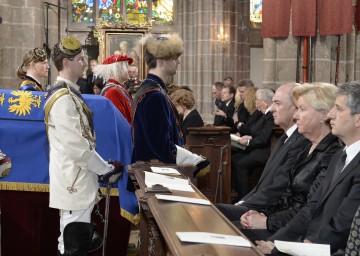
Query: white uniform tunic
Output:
[[45, 77, 111, 211]]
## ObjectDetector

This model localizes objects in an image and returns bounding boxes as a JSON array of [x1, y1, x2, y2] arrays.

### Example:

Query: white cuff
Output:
[[234, 200, 244, 206], [175, 145, 203, 165], [86, 150, 112, 175]]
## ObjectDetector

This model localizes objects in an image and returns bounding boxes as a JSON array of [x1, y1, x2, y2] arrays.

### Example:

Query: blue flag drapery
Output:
[[0, 89, 139, 224]]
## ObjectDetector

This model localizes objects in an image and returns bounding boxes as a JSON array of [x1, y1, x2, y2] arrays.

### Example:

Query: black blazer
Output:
[[264, 133, 342, 232], [230, 102, 251, 132], [270, 148, 360, 253], [213, 98, 235, 127], [236, 110, 275, 164], [242, 129, 309, 209], [246, 111, 274, 150], [238, 110, 263, 136], [237, 102, 251, 124], [182, 109, 204, 140]]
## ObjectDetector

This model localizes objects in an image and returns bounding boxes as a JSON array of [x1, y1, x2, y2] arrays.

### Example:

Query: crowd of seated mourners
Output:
[[216, 80, 360, 255]]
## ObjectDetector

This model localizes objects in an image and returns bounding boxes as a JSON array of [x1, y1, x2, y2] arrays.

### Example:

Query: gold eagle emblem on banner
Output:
[[8, 91, 42, 116]]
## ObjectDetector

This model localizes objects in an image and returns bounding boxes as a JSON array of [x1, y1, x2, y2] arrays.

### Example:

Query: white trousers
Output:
[[58, 202, 95, 254]]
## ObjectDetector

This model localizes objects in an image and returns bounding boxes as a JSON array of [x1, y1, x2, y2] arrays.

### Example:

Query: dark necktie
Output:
[[267, 134, 288, 163], [331, 150, 347, 184], [273, 133, 288, 151]]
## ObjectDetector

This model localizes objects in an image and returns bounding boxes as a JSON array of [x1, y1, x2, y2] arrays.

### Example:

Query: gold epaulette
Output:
[[44, 88, 69, 134]]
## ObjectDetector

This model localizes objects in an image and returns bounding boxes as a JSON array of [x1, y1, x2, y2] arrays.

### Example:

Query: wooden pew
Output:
[[128, 162, 265, 256], [185, 126, 284, 203], [186, 126, 232, 204]]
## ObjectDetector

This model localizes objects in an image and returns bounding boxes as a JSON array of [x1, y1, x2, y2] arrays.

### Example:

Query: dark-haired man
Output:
[[44, 36, 122, 255], [211, 81, 224, 110], [213, 84, 236, 127]]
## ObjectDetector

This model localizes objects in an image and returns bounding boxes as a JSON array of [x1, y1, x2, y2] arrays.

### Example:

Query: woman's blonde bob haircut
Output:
[[292, 82, 338, 112]]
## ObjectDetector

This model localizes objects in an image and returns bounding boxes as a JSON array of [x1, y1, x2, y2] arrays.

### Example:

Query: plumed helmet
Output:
[[0, 151, 11, 178]]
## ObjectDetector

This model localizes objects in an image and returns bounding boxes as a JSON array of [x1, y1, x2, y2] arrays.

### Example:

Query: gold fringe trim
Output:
[[99, 186, 119, 196], [0, 182, 119, 196], [0, 182, 50, 192], [121, 208, 140, 225]]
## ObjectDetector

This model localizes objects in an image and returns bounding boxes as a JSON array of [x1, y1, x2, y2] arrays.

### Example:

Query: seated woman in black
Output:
[[170, 88, 204, 143]]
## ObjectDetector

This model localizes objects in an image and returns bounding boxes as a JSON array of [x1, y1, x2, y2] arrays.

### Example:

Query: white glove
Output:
[[175, 145, 205, 165]]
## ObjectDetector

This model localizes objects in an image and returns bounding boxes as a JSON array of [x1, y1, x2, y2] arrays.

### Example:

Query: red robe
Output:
[[101, 79, 133, 124]]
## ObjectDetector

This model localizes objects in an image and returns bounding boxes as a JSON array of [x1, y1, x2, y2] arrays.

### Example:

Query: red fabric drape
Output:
[[318, 0, 353, 35], [262, 0, 291, 38], [262, 0, 354, 38], [292, 0, 316, 36]]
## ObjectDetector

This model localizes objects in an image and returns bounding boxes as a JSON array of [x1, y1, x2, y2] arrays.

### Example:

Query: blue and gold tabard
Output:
[[0, 89, 139, 224]]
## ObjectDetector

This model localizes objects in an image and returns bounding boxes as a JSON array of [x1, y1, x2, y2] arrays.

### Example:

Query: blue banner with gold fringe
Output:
[[0, 89, 139, 224]]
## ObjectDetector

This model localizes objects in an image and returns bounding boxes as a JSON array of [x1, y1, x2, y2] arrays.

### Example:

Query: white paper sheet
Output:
[[150, 166, 181, 175], [155, 194, 211, 205], [230, 134, 246, 150], [230, 134, 241, 142], [145, 171, 195, 192], [274, 240, 331, 256], [176, 232, 251, 247]]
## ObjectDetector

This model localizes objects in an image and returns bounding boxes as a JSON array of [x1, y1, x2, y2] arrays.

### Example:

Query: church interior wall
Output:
[[1, 0, 359, 121]]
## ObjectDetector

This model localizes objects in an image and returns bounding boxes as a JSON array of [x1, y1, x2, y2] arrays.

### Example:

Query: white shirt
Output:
[[343, 139, 360, 171], [284, 124, 298, 143]]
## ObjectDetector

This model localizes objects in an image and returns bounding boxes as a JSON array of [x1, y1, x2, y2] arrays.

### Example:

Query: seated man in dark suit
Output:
[[231, 79, 255, 131], [211, 81, 224, 110], [217, 83, 309, 219], [213, 84, 236, 127], [256, 81, 360, 255], [231, 88, 275, 198]]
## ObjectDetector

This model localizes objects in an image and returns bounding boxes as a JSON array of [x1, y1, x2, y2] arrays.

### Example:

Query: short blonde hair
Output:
[[292, 82, 338, 112], [170, 89, 195, 109]]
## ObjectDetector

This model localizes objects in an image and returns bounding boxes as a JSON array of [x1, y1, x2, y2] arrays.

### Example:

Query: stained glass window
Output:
[[71, 0, 95, 23], [126, 0, 148, 24], [69, 0, 174, 29], [250, 0, 262, 23], [152, 0, 173, 24], [98, 0, 122, 22]]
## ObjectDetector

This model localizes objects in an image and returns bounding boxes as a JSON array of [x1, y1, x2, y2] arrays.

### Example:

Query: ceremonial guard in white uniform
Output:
[[44, 37, 123, 256]]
